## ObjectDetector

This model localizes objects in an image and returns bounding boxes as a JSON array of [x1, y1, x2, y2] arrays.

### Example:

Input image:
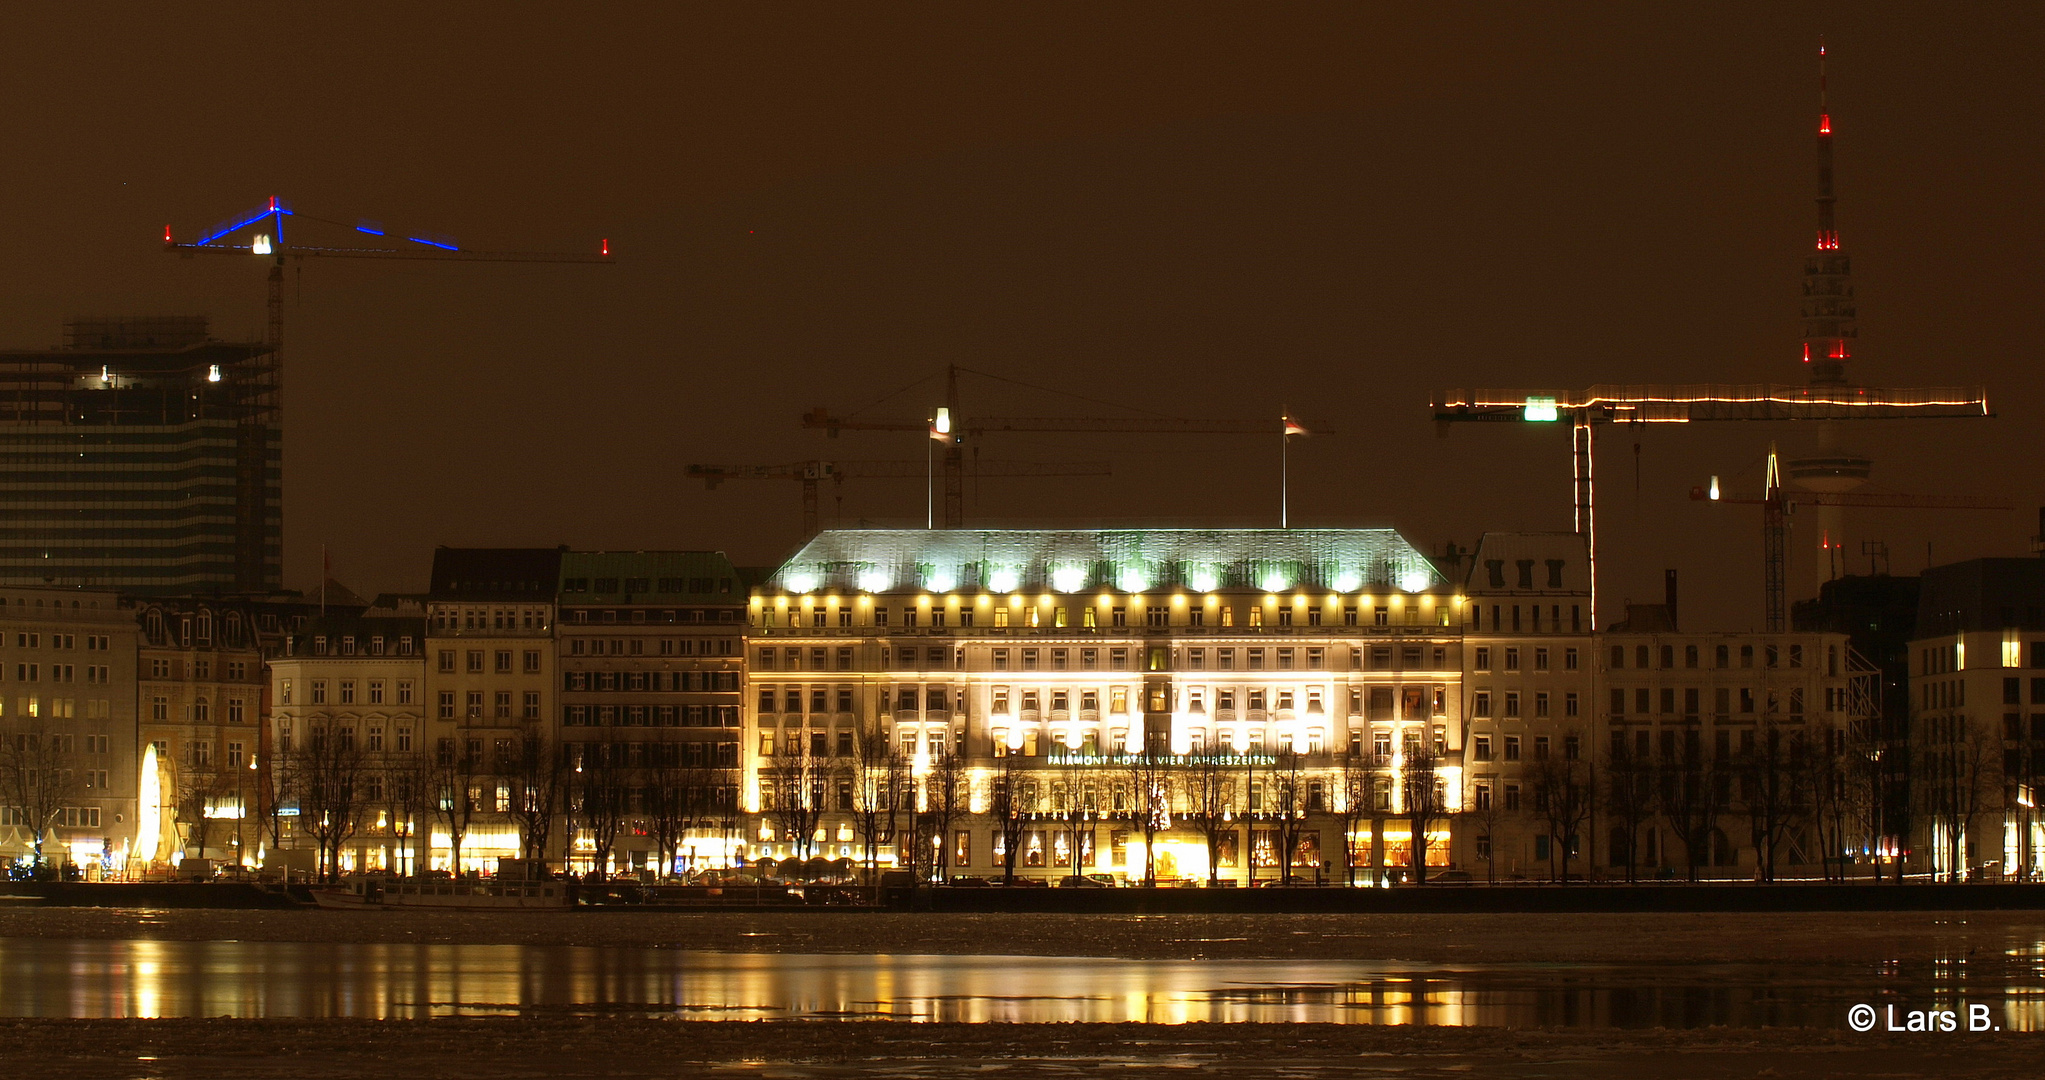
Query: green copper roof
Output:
[[766, 529, 1442, 594]]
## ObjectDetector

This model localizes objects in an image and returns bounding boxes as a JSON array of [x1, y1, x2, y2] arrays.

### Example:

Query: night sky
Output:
[[6, 5, 2039, 628]]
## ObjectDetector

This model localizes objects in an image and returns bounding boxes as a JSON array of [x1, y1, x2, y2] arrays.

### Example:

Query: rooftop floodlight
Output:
[[1330, 570, 1363, 592], [926, 570, 957, 593], [1187, 568, 1218, 592], [987, 567, 1019, 593], [1399, 568, 1433, 593], [785, 572, 818, 594], [856, 569, 892, 592], [1260, 571, 1290, 592], [1709, 475, 1721, 500], [251, 233, 273, 256], [1116, 567, 1149, 592], [1051, 565, 1087, 593], [207, 364, 221, 383], [1523, 395, 1559, 422]]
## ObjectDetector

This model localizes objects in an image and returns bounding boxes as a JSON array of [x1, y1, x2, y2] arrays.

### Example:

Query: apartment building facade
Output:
[[421, 548, 562, 873], [1910, 558, 2045, 880], [0, 587, 139, 873], [267, 603, 428, 875], [556, 552, 747, 874], [1457, 532, 1596, 877]]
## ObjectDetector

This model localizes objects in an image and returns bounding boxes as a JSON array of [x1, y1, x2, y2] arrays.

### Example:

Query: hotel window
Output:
[[1306, 647, 1324, 670], [1277, 608, 1293, 628], [1609, 645, 1624, 669], [993, 648, 1010, 670], [1685, 644, 1700, 668], [1052, 649, 1068, 671], [339, 681, 356, 705], [1534, 691, 1550, 718], [467, 650, 484, 674], [1188, 608, 1205, 627], [837, 687, 854, 712], [368, 680, 385, 705], [1473, 734, 1492, 761], [1473, 691, 1491, 717], [1277, 648, 1294, 670], [1218, 649, 1235, 670], [439, 692, 455, 719], [1247, 648, 1265, 670], [1474, 647, 1491, 671], [1080, 648, 1098, 670], [1533, 648, 1549, 672], [1111, 648, 1129, 670], [1187, 649, 1205, 670], [310, 680, 326, 705], [1022, 649, 1039, 671], [1503, 691, 1520, 718], [1660, 645, 1675, 669], [1504, 647, 1520, 671], [1503, 735, 1521, 761]]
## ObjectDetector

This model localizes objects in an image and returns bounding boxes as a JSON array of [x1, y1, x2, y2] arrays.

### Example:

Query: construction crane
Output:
[[1432, 384, 1989, 627], [1690, 445, 2009, 631], [163, 196, 613, 589], [687, 458, 1113, 537], [803, 364, 1326, 529]]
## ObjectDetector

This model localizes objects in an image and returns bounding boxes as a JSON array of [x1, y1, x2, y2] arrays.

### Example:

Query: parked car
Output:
[[1057, 873, 1117, 888]]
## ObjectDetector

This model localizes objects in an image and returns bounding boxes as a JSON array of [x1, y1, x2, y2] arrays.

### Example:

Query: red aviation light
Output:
[[1830, 341, 1849, 359], [1803, 343, 1812, 363], [1820, 114, 1832, 135]]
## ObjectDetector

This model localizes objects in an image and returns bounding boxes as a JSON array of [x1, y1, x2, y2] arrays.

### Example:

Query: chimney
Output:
[[1664, 569, 1679, 630]]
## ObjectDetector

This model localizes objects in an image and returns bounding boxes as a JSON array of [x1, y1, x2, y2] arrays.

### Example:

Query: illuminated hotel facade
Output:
[[746, 528, 1474, 883]]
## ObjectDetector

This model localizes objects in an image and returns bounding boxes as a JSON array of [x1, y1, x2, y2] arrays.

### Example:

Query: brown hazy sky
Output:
[[3, 4, 2040, 628]]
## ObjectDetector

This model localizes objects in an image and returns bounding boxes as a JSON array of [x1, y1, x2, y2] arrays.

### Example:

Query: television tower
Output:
[[1785, 39, 1872, 581]]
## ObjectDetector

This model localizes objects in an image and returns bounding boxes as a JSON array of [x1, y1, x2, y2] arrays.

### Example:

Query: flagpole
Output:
[[1280, 413, 1289, 529], [926, 419, 934, 530]]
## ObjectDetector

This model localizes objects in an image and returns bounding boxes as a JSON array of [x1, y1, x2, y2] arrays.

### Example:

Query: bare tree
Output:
[[575, 733, 631, 877], [506, 729, 564, 871], [378, 750, 433, 877], [1736, 718, 1811, 883], [1124, 743, 1175, 886], [434, 736, 483, 876], [1922, 716, 1997, 882], [989, 749, 1033, 882], [1183, 752, 1240, 887], [174, 763, 231, 864], [292, 720, 368, 883], [1528, 751, 1596, 884], [1052, 751, 1092, 881], [639, 743, 691, 879], [847, 722, 901, 882], [1402, 740, 1450, 885], [764, 737, 825, 862], [1659, 731, 1729, 881], [1263, 748, 1310, 885], [1336, 748, 1380, 886], [0, 721, 82, 870], [924, 740, 968, 882], [1603, 736, 1657, 883]]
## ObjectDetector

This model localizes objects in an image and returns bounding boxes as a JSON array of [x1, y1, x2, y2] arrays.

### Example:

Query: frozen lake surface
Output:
[[2, 937, 2041, 1028]]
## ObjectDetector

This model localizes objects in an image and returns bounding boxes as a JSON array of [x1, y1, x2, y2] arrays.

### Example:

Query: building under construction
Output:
[[0, 316, 280, 594]]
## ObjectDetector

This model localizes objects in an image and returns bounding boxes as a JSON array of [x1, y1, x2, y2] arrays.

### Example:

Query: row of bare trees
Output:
[[279, 720, 737, 882]]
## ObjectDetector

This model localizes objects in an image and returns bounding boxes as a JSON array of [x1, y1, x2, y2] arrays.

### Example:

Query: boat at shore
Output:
[[311, 876, 572, 910]]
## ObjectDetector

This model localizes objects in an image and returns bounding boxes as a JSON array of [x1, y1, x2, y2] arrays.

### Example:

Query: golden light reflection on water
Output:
[[0, 940, 2038, 1030]]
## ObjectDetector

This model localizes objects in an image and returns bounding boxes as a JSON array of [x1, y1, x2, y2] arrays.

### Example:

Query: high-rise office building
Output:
[[0, 317, 280, 594]]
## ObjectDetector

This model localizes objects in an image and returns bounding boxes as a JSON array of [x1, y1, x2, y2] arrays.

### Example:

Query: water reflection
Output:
[[0, 939, 2039, 1029]]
